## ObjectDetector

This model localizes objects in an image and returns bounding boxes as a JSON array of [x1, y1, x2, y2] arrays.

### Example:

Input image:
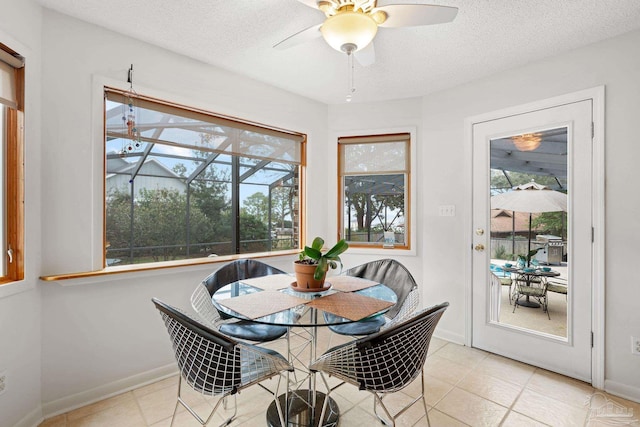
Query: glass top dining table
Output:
[[211, 277, 398, 327], [211, 274, 398, 427]]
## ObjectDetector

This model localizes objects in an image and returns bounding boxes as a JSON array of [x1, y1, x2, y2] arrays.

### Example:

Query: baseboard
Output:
[[604, 379, 640, 404], [434, 328, 465, 345], [13, 406, 42, 427], [41, 363, 177, 419]]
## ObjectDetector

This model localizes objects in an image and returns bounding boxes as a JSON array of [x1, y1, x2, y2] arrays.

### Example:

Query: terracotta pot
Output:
[[293, 261, 326, 290]]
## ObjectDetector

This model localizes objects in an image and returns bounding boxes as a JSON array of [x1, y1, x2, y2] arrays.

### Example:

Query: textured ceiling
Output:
[[35, 0, 640, 105]]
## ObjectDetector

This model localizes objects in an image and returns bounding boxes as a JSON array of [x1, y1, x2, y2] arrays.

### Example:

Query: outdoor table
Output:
[[212, 274, 397, 427], [502, 266, 560, 308]]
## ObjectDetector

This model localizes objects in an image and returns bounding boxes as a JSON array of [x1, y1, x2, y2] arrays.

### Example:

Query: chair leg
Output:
[[371, 371, 430, 426], [544, 294, 551, 320], [172, 375, 237, 427]]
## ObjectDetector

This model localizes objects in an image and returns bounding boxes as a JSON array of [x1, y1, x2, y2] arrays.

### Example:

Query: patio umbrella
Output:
[[491, 181, 567, 264]]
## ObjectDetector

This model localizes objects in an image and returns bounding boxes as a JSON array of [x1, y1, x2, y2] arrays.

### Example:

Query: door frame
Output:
[[463, 86, 605, 389]]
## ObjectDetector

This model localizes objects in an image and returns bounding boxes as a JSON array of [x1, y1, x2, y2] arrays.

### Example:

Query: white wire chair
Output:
[[311, 302, 448, 427], [191, 259, 289, 342], [325, 259, 420, 336], [512, 276, 550, 319], [152, 297, 294, 427]]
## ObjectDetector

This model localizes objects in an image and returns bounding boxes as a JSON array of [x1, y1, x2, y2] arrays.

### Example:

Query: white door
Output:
[[471, 99, 593, 382]]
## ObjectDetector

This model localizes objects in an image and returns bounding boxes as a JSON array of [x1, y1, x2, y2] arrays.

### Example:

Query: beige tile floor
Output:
[[39, 329, 640, 427]]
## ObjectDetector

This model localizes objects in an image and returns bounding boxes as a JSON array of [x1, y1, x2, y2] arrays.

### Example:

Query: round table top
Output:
[[212, 278, 398, 327], [502, 266, 561, 277]]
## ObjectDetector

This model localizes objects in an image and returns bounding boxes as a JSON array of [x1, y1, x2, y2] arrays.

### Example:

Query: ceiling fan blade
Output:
[[376, 4, 458, 28], [273, 23, 323, 50], [354, 42, 375, 67]]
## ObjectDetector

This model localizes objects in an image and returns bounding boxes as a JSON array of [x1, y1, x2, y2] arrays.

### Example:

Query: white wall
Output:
[[2, 3, 639, 423], [0, 1, 43, 426], [327, 97, 426, 293], [38, 9, 329, 415], [419, 31, 639, 397], [329, 29, 640, 400]]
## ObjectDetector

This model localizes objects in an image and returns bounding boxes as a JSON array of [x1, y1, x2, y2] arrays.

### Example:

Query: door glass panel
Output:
[[489, 127, 568, 338]]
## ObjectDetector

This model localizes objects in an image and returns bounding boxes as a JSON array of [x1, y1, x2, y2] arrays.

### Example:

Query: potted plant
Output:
[[293, 236, 349, 290], [517, 248, 542, 268]]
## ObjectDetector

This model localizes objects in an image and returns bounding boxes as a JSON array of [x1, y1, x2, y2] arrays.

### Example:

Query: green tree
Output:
[[105, 188, 132, 253], [345, 176, 404, 232], [271, 183, 294, 229], [243, 192, 268, 223], [106, 187, 211, 263], [532, 211, 566, 239]]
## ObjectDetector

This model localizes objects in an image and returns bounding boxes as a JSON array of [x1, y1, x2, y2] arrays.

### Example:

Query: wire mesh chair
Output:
[[191, 259, 289, 342], [152, 298, 293, 427], [311, 302, 448, 427], [325, 259, 420, 336]]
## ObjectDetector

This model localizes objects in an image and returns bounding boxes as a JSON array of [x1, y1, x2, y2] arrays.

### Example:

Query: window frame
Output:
[[337, 131, 414, 251], [102, 86, 305, 269], [0, 43, 24, 285]]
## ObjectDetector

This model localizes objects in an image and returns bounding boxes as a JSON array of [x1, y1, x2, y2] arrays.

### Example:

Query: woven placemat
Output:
[[306, 292, 395, 321], [328, 276, 379, 292], [217, 290, 308, 320], [239, 274, 294, 291]]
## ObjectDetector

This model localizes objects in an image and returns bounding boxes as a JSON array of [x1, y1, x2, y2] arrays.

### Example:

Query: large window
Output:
[[338, 133, 410, 249], [104, 88, 304, 267], [0, 44, 24, 283]]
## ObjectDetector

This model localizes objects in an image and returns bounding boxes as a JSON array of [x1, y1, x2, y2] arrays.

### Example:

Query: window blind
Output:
[[0, 48, 24, 109], [105, 88, 304, 165]]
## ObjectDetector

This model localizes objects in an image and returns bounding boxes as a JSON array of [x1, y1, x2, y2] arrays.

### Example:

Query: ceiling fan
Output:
[[274, 0, 458, 66]]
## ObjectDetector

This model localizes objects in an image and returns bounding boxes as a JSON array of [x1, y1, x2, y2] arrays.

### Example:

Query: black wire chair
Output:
[[152, 297, 293, 426], [311, 302, 449, 427], [325, 259, 420, 336], [191, 259, 289, 342]]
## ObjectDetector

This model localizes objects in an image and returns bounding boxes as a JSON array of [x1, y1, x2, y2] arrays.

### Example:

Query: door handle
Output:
[[474, 244, 485, 252]]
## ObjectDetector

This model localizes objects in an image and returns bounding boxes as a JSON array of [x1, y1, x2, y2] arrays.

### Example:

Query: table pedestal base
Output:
[[266, 390, 339, 427], [516, 297, 541, 308]]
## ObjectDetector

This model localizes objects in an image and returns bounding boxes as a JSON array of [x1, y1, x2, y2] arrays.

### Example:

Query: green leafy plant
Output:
[[518, 248, 542, 266], [298, 236, 349, 280]]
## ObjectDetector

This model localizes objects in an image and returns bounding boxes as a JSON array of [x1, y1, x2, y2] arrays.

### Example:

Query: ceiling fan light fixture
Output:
[[512, 133, 542, 151], [320, 10, 378, 52]]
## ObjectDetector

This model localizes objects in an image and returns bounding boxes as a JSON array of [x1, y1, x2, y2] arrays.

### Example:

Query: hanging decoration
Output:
[[120, 64, 142, 155]]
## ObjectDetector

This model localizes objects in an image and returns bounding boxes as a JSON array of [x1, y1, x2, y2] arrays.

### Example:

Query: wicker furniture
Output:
[[191, 259, 289, 342], [152, 297, 293, 426], [310, 302, 449, 426], [325, 259, 420, 336]]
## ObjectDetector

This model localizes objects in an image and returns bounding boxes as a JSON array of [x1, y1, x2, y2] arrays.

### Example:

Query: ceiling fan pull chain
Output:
[[346, 50, 356, 102]]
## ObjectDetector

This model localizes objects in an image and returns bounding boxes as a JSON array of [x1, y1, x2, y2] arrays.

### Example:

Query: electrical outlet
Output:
[[0, 371, 6, 396], [632, 337, 640, 356], [438, 205, 456, 217]]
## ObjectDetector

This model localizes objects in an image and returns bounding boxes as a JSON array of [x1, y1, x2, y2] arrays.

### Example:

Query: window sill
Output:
[[39, 250, 300, 285]]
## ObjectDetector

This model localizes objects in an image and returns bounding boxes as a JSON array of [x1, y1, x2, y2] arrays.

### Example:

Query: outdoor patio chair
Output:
[[152, 297, 293, 427], [191, 259, 289, 342], [546, 277, 568, 298], [311, 302, 449, 427], [512, 276, 550, 319], [324, 258, 420, 336]]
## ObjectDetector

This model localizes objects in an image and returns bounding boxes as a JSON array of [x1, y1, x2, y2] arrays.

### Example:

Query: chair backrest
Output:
[[202, 259, 287, 296], [152, 297, 242, 396], [353, 302, 449, 392], [344, 259, 418, 319]]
